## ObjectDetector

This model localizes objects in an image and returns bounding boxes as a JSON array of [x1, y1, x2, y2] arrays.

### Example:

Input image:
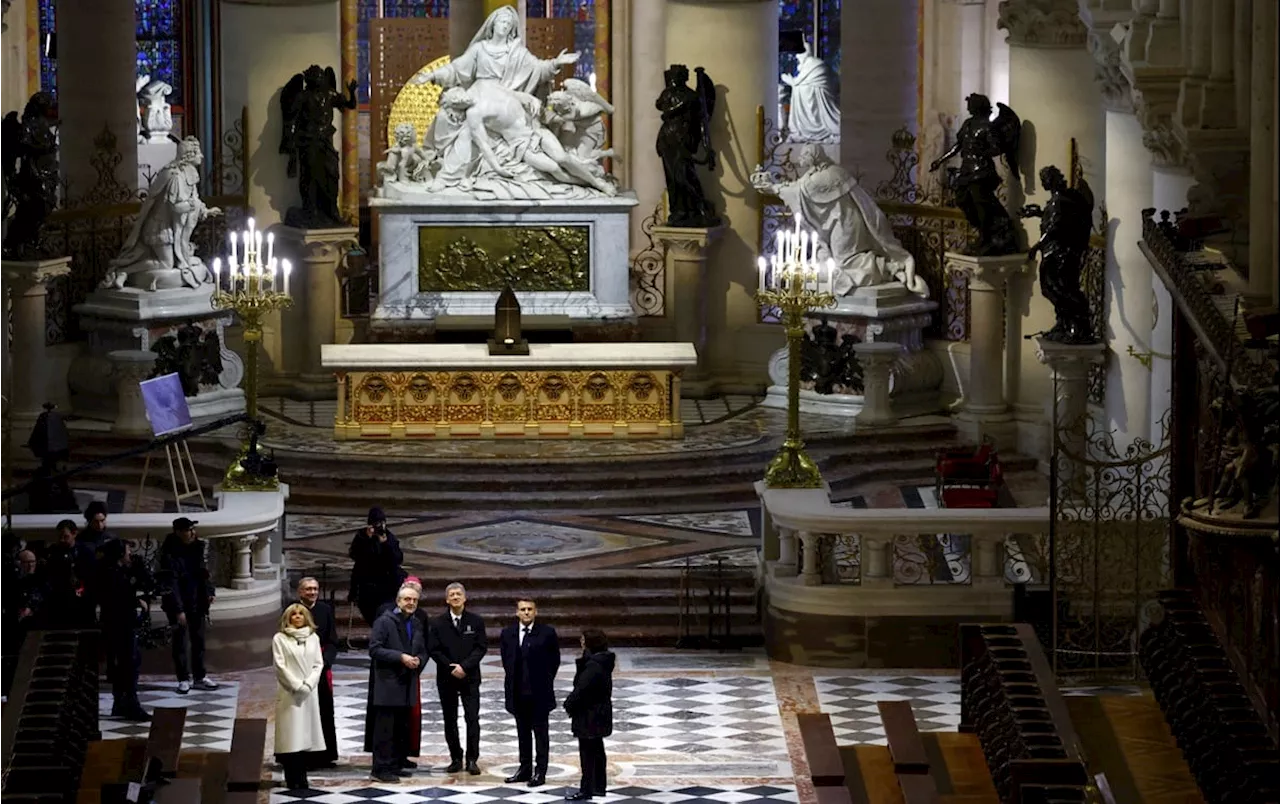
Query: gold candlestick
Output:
[[755, 218, 836, 488], [211, 221, 293, 491]]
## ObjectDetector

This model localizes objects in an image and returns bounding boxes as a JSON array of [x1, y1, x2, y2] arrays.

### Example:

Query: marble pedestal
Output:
[[652, 224, 724, 399], [2, 257, 73, 428], [1035, 337, 1106, 488], [70, 284, 245, 427], [762, 282, 943, 418], [370, 193, 639, 327], [275, 225, 359, 399]]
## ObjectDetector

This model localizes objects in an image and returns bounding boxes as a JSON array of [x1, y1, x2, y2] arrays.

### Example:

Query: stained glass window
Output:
[[37, 0, 184, 107], [527, 0, 594, 82], [778, 0, 840, 92]]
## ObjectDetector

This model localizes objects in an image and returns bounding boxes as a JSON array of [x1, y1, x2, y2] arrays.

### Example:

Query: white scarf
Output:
[[283, 626, 312, 644]]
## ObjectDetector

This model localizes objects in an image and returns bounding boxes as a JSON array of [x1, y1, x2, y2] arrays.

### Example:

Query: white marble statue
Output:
[[386, 5, 615, 200], [136, 74, 150, 143], [102, 136, 222, 291], [375, 122, 433, 195], [781, 40, 840, 144], [751, 145, 927, 297], [140, 79, 175, 144]]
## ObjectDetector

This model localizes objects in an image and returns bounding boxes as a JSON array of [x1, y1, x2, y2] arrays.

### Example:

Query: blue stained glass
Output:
[[357, 0, 377, 103], [527, 0, 547, 16], [818, 0, 841, 75], [777, 0, 813, 78], [38, 0, 56, 98], [550, 0, 593, 81], [136, 0, 182, 106]]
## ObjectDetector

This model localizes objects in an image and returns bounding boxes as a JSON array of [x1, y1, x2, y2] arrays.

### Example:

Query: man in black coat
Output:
[[97, 539, 151, 721], [499, 599, 560, 787], [564, 629, 615, 801], [349, 507, 405, 626], [366, 584, 428, 783], [292, 576, 340, 767], [159, 517, 217, 694], [428, 582, 487, 775]]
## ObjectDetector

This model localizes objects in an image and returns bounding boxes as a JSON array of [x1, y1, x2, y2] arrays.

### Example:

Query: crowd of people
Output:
[[1, 504, 219, 719], [272, 508, 616, 796]]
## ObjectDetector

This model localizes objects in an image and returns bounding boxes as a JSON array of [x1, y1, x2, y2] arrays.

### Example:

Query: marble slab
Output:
[[321, 342, 698, 370]]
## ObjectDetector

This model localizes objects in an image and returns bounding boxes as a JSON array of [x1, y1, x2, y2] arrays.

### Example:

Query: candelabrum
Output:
[[210, 219, 292, 491], [755, 215, 837, 488]]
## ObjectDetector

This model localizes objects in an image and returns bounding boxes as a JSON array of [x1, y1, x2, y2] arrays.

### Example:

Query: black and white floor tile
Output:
[[814, 675, 962, 746], [270, 783, 798, 804], [98, 680, 240, 751]]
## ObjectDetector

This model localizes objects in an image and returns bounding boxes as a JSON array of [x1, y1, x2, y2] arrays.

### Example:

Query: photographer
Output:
[[160, 518, 218, 694], [97, 539, 151, 721], [348, 507, 405, 627]]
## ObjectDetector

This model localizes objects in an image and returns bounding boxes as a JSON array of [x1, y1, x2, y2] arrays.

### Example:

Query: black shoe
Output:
[[595, 790, 607, 797], [396, 769, 413, 777], [466, 761, 481, 776], [445, 760, 464, 773], [372, 771, 400, 782], [566, 793, 593, 801], [528, 774, 546, 788], [505, 770, 532, 784], [400, 760, 417, 769]]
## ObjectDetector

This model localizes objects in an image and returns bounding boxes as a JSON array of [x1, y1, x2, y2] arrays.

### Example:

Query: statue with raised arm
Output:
[[102, 136, 221, 291], [656, 64, 720, 227], [280, 64, 359, 228], [1020, 166, 1096, 343], [752, 145, 926, 297], [1, 91, 59, 260], [139, 79, 174, 144], [928, 93, 1022, 256], [782, 39, 840, 143]]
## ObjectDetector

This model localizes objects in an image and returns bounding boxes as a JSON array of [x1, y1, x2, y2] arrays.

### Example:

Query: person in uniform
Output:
[[428, 582, 487, 775], [500, 599, 560, 787]]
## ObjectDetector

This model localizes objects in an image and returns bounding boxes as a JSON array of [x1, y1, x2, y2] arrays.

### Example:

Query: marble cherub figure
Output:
[[102, 136, 221, 291], [545, 78, 616, 170], [376, 122, 434, 194], [751, 144, 925, 297]]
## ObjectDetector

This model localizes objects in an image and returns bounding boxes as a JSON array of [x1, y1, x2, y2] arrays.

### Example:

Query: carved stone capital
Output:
[[1088, 30, 1134, 113], [652, 225, 725, 260], [944, 252, 1030, 291], [2, 256, 73, 296], [998, 0, 1088, 49]]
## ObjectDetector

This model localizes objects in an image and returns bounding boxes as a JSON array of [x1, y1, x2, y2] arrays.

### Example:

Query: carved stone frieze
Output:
[[998, 0, 1088, 48]]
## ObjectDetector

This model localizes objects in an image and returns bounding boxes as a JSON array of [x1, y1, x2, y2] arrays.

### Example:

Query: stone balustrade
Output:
[[7, 487, 288, 621], [757, 482, 1051, 666]]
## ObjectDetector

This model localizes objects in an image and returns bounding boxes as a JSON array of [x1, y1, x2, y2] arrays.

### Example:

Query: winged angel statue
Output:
[[1, 92, 59, 260], [377, 6, 617, 201], [656, 64, 719, 227], [929, 93, 1022, 256], [280, 65, 359, 228]]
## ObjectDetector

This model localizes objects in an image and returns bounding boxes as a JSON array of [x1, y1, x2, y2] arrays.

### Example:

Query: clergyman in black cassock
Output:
[[500, 600, 560, 786], [428, 582, 488, 774], [294, 577, 340, 767], [365, 586, 428, 782]]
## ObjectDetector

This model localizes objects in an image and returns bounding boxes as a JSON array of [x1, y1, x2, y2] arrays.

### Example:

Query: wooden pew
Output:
[[876, 702, 939, 804], [145, 707, 188, 779], [797, 712, 846, 787], [225, 718, 268, 794]]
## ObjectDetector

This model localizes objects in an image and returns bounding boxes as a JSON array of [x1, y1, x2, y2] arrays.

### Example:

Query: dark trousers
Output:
[[370, 705, 410, 774], [438, 681, 481, 761], [105, 629, 141, 711], [316, 670, 339, 765], [280, 752, 310, 791], [514, 698, 550, 773], [169, 613, 207, 682], [577, 737, 607, 795]]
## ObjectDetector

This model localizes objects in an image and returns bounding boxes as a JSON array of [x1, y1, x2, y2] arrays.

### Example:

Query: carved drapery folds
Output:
[[997, 0, 1088, 48]]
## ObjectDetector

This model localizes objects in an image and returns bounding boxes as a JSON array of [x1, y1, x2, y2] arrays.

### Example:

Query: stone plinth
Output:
[[762, 282, 943, 419], [651, 224, 724, 399], [370, 193, 639, 326], [853, 342, 905, 428], [70, 283, 245, 427], [1035, 337, 1106, 490], [945, 252, 1030, 447], [275, 225, 359, 398], [108, 349, 157, 436], [3, 257, 72, 427]]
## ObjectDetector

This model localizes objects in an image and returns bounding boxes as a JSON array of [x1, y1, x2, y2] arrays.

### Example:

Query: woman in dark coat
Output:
[[563, 629, 615, 801]]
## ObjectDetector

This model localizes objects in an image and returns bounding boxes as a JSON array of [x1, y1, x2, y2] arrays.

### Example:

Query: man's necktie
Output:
[[521, 625, 530, 646], [453, 616, 460, 630]]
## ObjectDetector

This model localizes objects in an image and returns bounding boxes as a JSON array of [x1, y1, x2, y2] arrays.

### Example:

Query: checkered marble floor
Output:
[[814, 675, 962, 745], [98, 680, 240, 751], [270, 783, 799, 804]]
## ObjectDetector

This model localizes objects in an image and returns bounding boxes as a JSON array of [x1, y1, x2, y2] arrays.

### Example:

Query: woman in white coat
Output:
[[274, 603, 327, 791]]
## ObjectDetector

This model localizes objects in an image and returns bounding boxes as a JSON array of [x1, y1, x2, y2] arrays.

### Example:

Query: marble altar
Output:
[[321, 342, 696, 439]]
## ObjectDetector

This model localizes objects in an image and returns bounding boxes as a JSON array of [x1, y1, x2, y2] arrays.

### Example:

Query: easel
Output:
[[135, 435, 208, 513]]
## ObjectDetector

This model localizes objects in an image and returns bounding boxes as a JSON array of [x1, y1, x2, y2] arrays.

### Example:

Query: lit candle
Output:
[[267, 231, 275, 265], [826, 257, 835, 292], [757, 256, 766, 292], [283, 259, 292, 297], [229, 231, 238, 266], [255, 230, 263, 265], [212, 257, 221, 289], [775, 231, 784, 264], [799, 231, 808, 268]]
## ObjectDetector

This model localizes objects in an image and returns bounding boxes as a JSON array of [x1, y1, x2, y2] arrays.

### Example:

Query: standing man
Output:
[[366, 585, 428, 783], [160, 517, 218, 694], [348, 507, 405, 626], [500, 599, 560, 787], [97, 539, 150, 721], [292, 577, 340, 767], [428, 582, 487, 775]]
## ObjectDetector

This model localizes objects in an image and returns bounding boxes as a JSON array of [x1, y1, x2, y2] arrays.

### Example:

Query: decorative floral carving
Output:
[[1088, 31, 1134, 113], [997, 0, 1088, 48]]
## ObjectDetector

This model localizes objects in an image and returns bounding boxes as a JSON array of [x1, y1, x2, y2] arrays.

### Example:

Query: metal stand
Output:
[[135, 437, 207, 513], [676, 558, 740, 650]]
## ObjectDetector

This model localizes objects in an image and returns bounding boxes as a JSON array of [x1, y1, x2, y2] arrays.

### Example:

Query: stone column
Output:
[[955, 0, 988, 101], [233, 535, 257, 590], [277, 225, 359, 396], [340, 0, 359, 223], [1103, 109, 1154, 449], [1, 0, 29, 115], [853, 342, 903, 428], [1035, 338, 1106, 497], [55, 0, 137, 201], [1149, 162, 1194, 445], [2, 257, 71, 427], [999, 0, 1103, 459], [860, 536, 890, 587], [1249, 0, 1276, 302], [627, 0, 666, 248], [665, 0, 777, 389], [841, 0, 919, 186], [107, 349, 157, 436], [946, 253, 1028, 447], [652, 225, 723, 397], [799, 531, 821, 586], [451, 0, 487, 58], [776, 527, 797, 577], [253, 528, 274, 580]]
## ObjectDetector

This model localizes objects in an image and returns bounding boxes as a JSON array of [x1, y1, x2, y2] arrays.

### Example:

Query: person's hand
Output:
[[400, 653, 417, 668], [554, 49, 579, 67], [377, 531, 388, 543], [177, 612, 187, 627], [928, 159, 942, 172], [347, 79, 359, 95], [411, 70, 438, 86], [205, 206, 223, 218], [450, 663, 466, 679], [365, 525, 375, 538], [1026, 246, 1039, 263]]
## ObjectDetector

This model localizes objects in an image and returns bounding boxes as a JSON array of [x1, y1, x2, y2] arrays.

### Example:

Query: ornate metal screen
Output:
[[368, 17, 450, 175]]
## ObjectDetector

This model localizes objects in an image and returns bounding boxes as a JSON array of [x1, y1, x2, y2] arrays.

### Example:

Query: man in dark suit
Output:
[[428, 582, 487, 775], [366, 585, 429, 783], [293, 576, 340, 767], [500, 599, 560, 787]]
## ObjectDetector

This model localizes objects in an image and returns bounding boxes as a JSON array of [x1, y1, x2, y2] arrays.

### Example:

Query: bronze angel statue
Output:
[[150, 323, 224, 397], [929, 93, 1022, 256], [2, 92, 60, 260], [656, 64, 721, 228], [279, 65, 358, 228], [1021, 166, 1096, 343]]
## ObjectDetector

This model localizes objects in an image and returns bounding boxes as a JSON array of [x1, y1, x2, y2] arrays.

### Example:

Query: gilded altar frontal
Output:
[[416, 225, 591, 292]]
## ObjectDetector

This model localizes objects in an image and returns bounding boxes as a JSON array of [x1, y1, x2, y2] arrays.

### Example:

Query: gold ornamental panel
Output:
[[417, 225, 590, 292], [333, 368, 682, 439]]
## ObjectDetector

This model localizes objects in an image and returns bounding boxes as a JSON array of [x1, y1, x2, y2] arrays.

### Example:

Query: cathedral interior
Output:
[[1, 0, 1278, 802]]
